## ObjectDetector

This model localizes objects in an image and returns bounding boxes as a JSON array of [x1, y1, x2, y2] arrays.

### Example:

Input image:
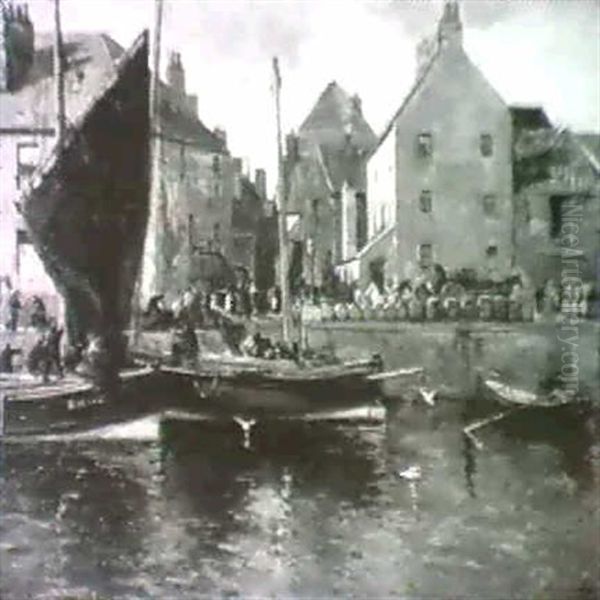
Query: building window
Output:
[[480, 133, 493, 157], [380, 204, 386, 230], [213, 222, 221, 241], [417, 243, 433, 268], [419, 190, 432, 213], [486, 245, 498, 259], [16, 229, 30, 245], [212, 154, 221, 175], [549, 195, 568, 239], [482, 194, 497, 217], [16, 142, 39, 189], [417, 132, 433, 158]]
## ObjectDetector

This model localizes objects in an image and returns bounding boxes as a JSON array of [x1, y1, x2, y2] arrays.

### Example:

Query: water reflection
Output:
[[1, 402, 598, 599]]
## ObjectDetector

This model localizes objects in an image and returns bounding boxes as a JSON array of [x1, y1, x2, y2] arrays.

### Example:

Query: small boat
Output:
[[481, 377, 575, 409], [160, 354, 385, 418], [0, 367, 170, 437]]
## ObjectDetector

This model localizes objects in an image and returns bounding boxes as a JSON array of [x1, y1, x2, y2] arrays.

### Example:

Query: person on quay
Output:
[[7, 290, 22, 332], [0, 343, 22, 373], [44, 320, 64, 380]]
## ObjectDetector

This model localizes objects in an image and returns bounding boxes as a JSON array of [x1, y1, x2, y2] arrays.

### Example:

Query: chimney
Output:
[[213, 127, 227, 149], [1, 2, 35, 92], [254, 168, 267, 200], [166, 51, 185, 101], [438, 1, 463, 49], [351, 94, 362, 116]]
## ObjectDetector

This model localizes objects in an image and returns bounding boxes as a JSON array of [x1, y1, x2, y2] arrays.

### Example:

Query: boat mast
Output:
[[53, 0, 66, 147], [272, 57, 291, 344], [132, 0, 163, 338]]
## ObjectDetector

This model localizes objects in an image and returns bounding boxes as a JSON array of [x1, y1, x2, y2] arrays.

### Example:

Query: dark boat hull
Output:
[[162, 359, 382, 418], [0, 368, 173, 437], [22, 32, 150, 363]]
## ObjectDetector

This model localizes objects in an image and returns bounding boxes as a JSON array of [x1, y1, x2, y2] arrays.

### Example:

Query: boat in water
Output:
[[160, 354, 385, 418], [21, 31, 150, 386]]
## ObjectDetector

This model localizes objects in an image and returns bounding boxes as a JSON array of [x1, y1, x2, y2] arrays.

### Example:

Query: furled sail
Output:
[[22, 30, 150, 378]]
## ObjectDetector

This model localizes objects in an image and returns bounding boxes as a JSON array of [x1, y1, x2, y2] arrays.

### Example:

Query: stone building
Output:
[[230, 167, 272, 285], [0, 3, 126, 319], [139, 51, 246, 304], [512, 106, 599, 287], [285, 81, 376, 291], [355, 1, 513, 288]]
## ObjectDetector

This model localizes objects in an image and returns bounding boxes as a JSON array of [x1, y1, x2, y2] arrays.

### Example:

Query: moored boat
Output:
[[21, 31, 150, 384], [160, 355, 384, 418], [0, 367, 170, 437]]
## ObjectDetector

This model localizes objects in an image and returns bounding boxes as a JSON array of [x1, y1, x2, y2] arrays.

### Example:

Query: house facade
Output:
[[139, 51, 244, 304], [359, 1, 513, 288], [285, 81, 376, 291]]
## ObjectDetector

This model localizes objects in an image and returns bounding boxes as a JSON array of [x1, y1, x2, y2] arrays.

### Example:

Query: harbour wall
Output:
[[303, 320, 599, 400]]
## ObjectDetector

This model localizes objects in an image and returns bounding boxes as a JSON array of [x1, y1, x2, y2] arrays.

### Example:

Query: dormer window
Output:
[[480, 133, 493, 157], [417, 132, 433, 158]]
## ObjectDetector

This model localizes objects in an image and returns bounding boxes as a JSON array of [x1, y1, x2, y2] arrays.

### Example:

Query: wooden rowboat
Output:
[[159, 355, 385, 418]]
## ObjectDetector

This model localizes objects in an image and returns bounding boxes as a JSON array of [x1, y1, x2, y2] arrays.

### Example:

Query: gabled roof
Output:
[[158, 82, 227, 153], [299, 81, 376, 152], [373, 48, 441, 155]]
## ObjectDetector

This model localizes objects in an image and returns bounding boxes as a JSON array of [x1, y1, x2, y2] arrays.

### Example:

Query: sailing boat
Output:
[[21, 29, 151, 386], [156, 57, 386, 418]]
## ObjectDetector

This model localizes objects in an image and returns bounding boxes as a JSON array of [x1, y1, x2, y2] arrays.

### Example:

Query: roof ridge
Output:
[[372, 47, 441, 156]]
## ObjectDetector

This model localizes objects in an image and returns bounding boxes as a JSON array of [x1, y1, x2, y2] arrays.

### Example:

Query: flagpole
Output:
[[272, 57, 291, 344]]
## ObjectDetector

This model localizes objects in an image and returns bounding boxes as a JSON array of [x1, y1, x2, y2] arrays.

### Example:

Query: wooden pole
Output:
[[133, 0, 163, 337], [272, 57, 291, 344], [53, 0, 66, 147]]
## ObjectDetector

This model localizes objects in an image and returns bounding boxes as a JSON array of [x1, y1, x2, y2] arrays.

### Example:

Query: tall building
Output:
[[140, 50, 242, 303], [357, 1, 513, 288], [285, 81, 376, 291]]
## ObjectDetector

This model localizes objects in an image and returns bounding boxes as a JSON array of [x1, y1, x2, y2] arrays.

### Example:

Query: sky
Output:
[[28, 0, 600, 194]]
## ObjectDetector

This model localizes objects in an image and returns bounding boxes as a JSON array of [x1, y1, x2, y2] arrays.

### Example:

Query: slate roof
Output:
[[290, 81, 376, 197], [300, 81, 377, 152], [0, 32, 122, 130], [0, 31, 227, 153], [509, 105, 553, 131]]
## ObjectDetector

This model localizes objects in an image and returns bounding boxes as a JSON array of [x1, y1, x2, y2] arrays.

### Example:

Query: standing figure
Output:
[[44, 320, 64, 380], [8, 290, 22, 332], [30, 296, 48, 329], [0, 343, 22, 373]]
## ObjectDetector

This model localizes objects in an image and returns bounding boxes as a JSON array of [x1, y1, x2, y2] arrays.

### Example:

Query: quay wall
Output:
[[303, 321, 599, 399]]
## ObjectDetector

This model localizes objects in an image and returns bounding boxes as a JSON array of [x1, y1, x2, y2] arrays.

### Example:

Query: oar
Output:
[[367, 367, 424, 382]]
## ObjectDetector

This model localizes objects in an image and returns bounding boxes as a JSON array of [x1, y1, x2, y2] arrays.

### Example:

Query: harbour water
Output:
[[1, 400, 598, 599]]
